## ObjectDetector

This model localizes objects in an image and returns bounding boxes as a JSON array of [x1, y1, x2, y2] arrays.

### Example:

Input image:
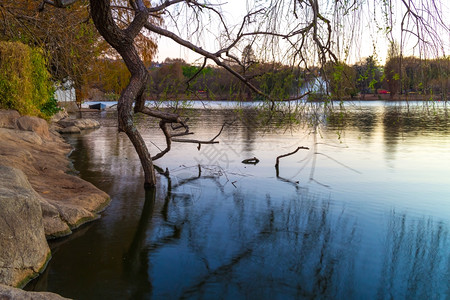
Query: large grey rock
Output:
[[57, 126, 81, 134], [0, 284, 70, 300], [0, 165, 51, 288], [0, 125, 110, 240], [17, 131, 44, 146], [16, 116, 50, 140], [49, 201, 98, 230], [38, 199, 72, 239], [0, 110, 20, 129], [72, 119, 100, 130], [57, 118, 99, 131]]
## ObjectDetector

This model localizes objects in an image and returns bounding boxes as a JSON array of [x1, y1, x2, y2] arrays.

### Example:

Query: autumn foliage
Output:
[[0, 41, 54, 118]]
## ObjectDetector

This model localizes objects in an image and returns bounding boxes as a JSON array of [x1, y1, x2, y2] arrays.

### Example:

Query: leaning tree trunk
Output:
[[89, 0, 157, 188], [116, 47, 157, 188]]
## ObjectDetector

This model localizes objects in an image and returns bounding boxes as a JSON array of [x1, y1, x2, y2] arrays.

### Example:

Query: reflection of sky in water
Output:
[[29, 102, 450, 299]]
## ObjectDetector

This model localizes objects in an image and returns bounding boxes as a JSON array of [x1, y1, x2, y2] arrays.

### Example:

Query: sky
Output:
[[154, 0, 449, 66]]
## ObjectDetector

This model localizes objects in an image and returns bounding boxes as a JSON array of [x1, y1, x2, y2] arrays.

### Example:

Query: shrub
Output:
[[0, 41, 56, 118]]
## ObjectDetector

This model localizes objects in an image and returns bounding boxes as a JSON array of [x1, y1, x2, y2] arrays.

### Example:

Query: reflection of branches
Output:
[[315, 152, 362, 174], [173, 190, 360, 299], [158, 164, 230, 222], [378, 211, 449, 299], [180, 248, 254, 298], [303, 127, 360, 188]]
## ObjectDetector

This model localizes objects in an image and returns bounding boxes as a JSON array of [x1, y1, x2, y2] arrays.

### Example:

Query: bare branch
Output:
[[152, 121, 172, 161], [275, 146, 310, 170], [186, 57, 207, 92], [144, 21, 272, 100], [148, 0, 185, 12], [140, 107, 183, 123], [172, 122, 228, 145]]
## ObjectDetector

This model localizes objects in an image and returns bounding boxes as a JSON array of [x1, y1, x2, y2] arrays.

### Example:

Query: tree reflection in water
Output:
[[122, 166, 360, 299], [121, 164, 449, 299], [378, 211, 449, 299]]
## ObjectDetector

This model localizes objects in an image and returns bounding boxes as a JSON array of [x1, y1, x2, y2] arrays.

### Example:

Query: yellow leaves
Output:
[[135, 32, 158, 63], [0, 0, 101, 88], [0, 41, 53, 117], [86, 59, 131, 95]]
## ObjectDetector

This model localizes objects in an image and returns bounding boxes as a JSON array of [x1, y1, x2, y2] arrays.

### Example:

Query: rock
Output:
[[18, 131, 44, 146], [50, 109, 69, 123], [57, 118, 100, 131], [0, 284, 70, 300], [0, 110, 110, 287], [0, 165, 51, 288], [58, 126, 81, 134], [16, 116, 50, 140], [73, 119, 100, 130], [0, 110, 20, 129], [0, 115, 110, 239], [38, 200, 72, 239], [49, 201, 98, 230], [56, 118, 75, 128]]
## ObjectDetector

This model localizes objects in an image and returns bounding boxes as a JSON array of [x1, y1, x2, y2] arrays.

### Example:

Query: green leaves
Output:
[[0, 41, 55, 118]]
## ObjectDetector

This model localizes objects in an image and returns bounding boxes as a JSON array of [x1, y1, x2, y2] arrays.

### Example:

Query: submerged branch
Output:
[[275, 146, 310, 169]]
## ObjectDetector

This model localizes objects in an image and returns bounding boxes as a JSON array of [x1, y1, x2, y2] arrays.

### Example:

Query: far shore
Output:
[[82, 93, 448, 104]]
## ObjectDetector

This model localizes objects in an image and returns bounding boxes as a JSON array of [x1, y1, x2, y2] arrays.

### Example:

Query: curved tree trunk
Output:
[[89, 0, 156, 188], [116, 55, 156, 188]]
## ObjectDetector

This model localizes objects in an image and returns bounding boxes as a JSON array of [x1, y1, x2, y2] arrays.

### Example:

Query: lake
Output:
[[27, 101, 450, 299]]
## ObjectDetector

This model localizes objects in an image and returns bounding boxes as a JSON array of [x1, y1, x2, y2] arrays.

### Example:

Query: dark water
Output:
[[28, 101, 450, 299]]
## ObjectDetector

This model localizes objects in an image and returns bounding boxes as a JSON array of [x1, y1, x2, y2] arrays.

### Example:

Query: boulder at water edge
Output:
[[0, 284, 70, 300], [0, 165, 51, 287]]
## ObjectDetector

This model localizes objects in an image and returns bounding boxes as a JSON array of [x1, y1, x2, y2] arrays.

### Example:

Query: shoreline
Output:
[[82, 93, 448, 103], [0, 109, 110, 297]]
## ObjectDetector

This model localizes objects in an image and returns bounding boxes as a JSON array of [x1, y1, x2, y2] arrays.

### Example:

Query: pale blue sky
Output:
[[154, 0, 449, 66]]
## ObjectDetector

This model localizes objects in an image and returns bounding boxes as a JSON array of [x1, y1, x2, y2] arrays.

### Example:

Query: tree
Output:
[[87, 59, 131, 98], [384, 42, 402, 97], [0, 41, 54, 118], [0, 1, 101, 104], [150, 60, 185, 98], [354, 56, 382, 96], [39, 0, 448, 188], [242, 45, 257, 73], [324, 62, 357, 99]]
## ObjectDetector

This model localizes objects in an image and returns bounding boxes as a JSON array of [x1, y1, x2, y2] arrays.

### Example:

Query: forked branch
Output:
[[275, 146, 310, 176]]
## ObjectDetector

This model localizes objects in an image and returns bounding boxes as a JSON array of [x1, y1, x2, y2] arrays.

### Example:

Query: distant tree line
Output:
[[1, 1, 447, 103], [328, 54, 449, 100], [89, 54, 448, 101]]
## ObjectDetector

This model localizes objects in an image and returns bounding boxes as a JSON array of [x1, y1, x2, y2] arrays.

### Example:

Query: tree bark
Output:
[[89, 0, 156, 188]]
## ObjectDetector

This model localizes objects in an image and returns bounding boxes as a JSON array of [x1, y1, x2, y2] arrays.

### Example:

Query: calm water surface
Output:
[[28, 101, 450, 299]]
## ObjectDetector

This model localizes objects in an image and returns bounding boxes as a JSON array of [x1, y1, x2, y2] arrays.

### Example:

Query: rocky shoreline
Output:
[[0, 109, 110, 298]]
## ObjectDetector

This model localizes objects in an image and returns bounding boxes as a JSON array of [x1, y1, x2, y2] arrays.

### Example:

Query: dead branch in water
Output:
[[172, 122, 228, 151], [275, 146, 309, 177]]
